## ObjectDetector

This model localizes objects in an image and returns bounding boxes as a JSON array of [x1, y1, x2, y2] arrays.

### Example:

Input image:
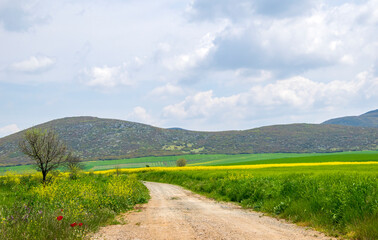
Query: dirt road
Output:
[[92, 182, 333, 240]]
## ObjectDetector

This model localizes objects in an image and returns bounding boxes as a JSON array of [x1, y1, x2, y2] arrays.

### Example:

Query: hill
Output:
[[0, 116, 377, 166], [322, 109, 378, 128]]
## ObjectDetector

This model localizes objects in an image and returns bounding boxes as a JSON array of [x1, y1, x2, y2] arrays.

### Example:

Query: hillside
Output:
[[322, 109, 378, 128], [0, 116, 377, 166]]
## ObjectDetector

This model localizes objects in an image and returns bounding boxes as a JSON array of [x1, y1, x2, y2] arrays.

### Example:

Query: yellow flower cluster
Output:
[[92, 161, 378, 174], [1, 171, 21, 185], [31, 178, 98, 219], [225, 171, 254, 181]]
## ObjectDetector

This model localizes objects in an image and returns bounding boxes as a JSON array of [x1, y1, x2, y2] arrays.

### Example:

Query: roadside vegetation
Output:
[[0, 150, 377, 239], [0, 172, 149, 240], [137, 164, 378, 239]]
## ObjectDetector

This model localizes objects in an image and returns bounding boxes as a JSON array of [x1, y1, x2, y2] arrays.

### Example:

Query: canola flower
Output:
[[0, 173, 149, 240], [92, 161, 378, 174], [0, 171, 70, 181]]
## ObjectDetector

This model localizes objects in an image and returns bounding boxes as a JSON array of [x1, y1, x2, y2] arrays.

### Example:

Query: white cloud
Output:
[[0, 124, 20, 138], [247, 70, 377, 111], [193, 0, 378, 79], [127, 106, 159, 126], [83, 64, 132, 88], [163, 32, 217, 71], [150, 83, 184, 97], [162, 71, 377, 128], [1, 0, 377, 132], [356, 70, 378, 98], [248, 76, 363, 109], [235, 69, 273, 83], [340, 55, 354, 65], [163, 90, 240, 119], [10, 56, 55, 73]]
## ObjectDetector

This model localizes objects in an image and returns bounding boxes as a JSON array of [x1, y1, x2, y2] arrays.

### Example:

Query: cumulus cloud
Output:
[[235, 69, 273, 83], [163, 32, 217, 71], [83, 64, 132, 88], [150, 84, 184, 97], [127, 106, 159, 126], [163, 90, 240, 119], [0, 124, 20, 138], [208, 14, 336, 74], [162, 71, 377, 128], [185, 0, 378, 78], [1, 0, 377, 131], [10, 56, 55, 74], [248, 76, 367, 109]]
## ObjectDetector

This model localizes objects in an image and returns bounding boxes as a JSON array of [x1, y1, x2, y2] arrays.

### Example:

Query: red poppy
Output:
[[61, 209, 63, 212], [70, 222, 77, 227], [79, 223, 83, 226], [57, 216, 63, 221]]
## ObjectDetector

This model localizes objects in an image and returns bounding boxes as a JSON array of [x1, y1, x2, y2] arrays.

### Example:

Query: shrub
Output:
[[176, 158, 187, 167]]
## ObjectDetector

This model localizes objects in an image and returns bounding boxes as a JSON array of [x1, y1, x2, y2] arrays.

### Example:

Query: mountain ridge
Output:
[[1, 115, 377, 166], [322, 109, 378, 128]]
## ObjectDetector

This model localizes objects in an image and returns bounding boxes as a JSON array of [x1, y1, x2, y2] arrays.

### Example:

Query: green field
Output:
[[0, 151, 377, 239], [137, 164, 378, 239], [190, 151, 378, 166], [211, 151, 378, 166], [1, 151, 377, 174]]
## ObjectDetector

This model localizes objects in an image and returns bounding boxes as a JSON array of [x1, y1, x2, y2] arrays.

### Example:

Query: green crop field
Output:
[[1, 151, 377, 174], [208, 151, 378, 166]]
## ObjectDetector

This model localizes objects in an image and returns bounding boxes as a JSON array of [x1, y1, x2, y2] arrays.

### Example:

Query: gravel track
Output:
[[92, 182, 333, 240]]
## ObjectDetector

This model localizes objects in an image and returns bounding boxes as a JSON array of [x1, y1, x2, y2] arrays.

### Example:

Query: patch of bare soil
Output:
[[91, 182, 334, 240]]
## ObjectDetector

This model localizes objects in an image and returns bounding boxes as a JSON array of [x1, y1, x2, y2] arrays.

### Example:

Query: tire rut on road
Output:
[[91, 181, 334, 240]]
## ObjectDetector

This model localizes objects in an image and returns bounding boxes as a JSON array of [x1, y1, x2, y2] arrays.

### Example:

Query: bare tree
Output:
[[19, 128, 67, 183]]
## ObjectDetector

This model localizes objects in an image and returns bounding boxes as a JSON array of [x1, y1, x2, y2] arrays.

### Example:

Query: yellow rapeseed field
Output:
[[93, 161, 378, 174]]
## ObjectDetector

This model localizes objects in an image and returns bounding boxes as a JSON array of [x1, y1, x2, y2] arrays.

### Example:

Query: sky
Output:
[[0, 0, 377, 137]]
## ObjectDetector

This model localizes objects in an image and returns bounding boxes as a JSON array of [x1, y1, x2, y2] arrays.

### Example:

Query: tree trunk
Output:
[[42, 171, 47, 184]]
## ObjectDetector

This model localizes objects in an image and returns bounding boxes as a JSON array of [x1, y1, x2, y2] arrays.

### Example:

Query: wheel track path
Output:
[[92, 181, 334, 240]]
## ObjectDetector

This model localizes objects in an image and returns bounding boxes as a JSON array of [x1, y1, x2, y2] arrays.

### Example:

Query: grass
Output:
[[1, 150, 377, 174], [136, 164, 378, 240], [0, 172, 149, 240], [0, 155, 377, 239]]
